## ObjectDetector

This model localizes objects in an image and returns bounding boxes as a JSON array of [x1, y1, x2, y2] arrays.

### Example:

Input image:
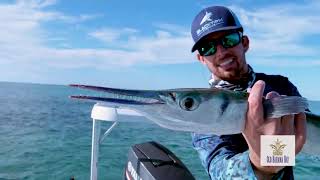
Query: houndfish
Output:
[[69, 84, 319, 135]]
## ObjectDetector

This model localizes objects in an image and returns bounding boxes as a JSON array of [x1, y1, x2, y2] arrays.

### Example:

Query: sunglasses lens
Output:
[[198, 32, 242, 56], [222, 33, 241, 48], [199, 42, 216, 56]]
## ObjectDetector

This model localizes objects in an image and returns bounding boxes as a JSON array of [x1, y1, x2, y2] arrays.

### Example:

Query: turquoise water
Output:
[[0, 82, 319, 179]]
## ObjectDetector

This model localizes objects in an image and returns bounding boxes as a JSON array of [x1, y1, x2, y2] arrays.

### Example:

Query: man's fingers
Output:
[[247, 80, 265, 126], [294, 112, 307, 154], [249, 80, 265, 106], [281, 115, 295, 134], [265, 91, 280, 99], [263, 117, 281, 134], [263, 91, 282, 134]]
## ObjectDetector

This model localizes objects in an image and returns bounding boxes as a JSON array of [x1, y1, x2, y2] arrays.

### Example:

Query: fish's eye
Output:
[[179, 96, 199, 111]]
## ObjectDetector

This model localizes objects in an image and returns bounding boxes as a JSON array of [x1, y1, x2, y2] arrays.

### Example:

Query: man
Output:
[[190, 6, 306, 179]]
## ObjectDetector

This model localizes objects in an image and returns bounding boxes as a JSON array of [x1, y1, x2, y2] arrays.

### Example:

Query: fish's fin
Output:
[[263, 96, 308, 118]]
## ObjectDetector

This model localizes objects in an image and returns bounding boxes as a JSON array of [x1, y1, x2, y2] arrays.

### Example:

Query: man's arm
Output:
[[192, 133, 294, 179], [192, 133, 257, 179]]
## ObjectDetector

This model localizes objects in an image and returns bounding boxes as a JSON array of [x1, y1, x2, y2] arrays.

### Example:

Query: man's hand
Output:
[[242, 80, 306, 177]]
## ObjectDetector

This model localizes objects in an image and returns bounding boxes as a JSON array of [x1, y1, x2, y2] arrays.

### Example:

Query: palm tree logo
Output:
[[270, 139, 286, 156]]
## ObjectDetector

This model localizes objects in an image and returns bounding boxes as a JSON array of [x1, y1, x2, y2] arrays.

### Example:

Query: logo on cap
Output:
[[200, 12, 213, 25]]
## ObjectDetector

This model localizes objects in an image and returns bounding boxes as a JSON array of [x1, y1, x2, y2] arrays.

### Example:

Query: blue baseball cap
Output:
[[191, 6, 243, 52]]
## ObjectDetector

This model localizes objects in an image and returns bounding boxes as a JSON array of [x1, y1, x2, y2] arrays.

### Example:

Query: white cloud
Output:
[[89, 28, 139, 43], [0, 0, 195, 70], [85, 2, 320, 67], [124, 31, 193, 64], [17, 0, 58, 8], [153, 23, 190, 36], [230, 2, 320, 61], [246, 56, 320, 67], [0, 0, 320, 75]]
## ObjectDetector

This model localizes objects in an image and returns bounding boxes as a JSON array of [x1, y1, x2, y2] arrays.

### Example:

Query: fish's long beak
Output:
[[69, 84, 165, 105]]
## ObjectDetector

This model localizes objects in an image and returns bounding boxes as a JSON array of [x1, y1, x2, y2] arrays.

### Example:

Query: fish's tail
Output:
[[263, 96, 308, 118]]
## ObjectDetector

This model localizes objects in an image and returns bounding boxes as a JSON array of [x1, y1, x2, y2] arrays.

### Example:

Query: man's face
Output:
[[196, 30, 249, 82]]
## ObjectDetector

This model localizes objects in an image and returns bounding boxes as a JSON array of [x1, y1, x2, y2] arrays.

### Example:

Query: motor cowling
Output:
[[124, 141, 195, 180]]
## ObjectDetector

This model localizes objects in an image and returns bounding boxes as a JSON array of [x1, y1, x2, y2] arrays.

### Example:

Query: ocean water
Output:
[[0, 82, 319, 180]]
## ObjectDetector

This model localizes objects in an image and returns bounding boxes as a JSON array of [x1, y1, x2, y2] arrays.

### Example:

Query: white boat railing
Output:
[[90, 103, 148, 180]]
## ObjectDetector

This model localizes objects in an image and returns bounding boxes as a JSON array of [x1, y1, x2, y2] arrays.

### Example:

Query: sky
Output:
[[0, 0, 319, 100]]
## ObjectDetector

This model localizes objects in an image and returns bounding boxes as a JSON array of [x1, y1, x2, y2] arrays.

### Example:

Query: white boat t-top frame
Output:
[[90, 103, 148, 180]]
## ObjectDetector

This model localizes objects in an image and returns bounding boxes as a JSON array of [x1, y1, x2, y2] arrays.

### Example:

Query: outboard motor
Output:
[[124, 141, 195, 180]]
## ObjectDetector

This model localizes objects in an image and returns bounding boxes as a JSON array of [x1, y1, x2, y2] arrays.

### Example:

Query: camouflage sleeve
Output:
[[191, 133, 257, 179]]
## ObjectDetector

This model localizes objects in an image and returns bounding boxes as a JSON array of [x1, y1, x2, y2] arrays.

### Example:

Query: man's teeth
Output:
[[220, 59, 233, 66]]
